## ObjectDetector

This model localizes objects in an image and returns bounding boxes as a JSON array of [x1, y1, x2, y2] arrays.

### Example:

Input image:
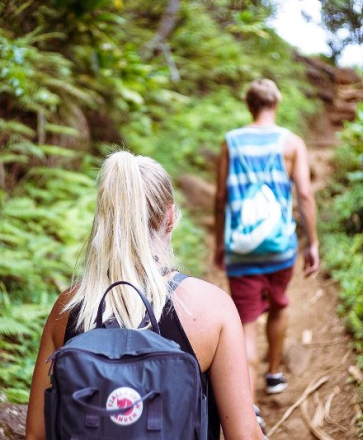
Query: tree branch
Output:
[[142, 0, 180, 60]]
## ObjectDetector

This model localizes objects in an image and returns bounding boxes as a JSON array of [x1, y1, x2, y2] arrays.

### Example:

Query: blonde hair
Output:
[[245, 78, 282, 118], [66, 151, 176, 331]]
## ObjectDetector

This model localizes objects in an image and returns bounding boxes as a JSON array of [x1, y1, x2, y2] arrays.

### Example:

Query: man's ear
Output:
[[166, 204, 175, 233]]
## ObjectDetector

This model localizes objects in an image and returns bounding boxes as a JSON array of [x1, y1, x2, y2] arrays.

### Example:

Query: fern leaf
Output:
[[2, 388, 29, 404], [25, 32, 66, 45], [44, 123, 80, 137], [0, 153, 29, 164], [39, 144, 79, 158], [7, 140, 45, 159], [14, 1, 33, 16], [29, 167, 94, 186], [0, 232, 26, 246], [10, 304, 50, 322], [43, 78, 98, 107], [0, 118, 35, 137], [0, 250, 34, 275], [0, 317, 32, 336]]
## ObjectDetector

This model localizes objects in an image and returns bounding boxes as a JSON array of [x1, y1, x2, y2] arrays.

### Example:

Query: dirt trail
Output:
[[202, 126, 360, 439]]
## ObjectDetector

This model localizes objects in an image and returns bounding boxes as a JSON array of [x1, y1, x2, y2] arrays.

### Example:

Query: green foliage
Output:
[[170, 2, 251, 92], [317, 0, 363, 62], [172, 194, 207, 277], [0, 292, 52, 403], [0, 22, 100, 208], [0, 27, 98, 113], [125, 87, 251, 177], [0, 157, 96, 401], [0, 0, 326, 403], [1, 161, 96, 301], [334, 104, 363, 178], [312, 105, 363, 437], [319, 103, 363, 356]]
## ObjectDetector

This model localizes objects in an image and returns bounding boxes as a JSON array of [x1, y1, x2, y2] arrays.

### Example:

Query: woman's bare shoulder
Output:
[[175, 276, 236, 317], [178, 275, 229, 295], [45, 285, 78, 348], [171, 275, 243, 372]]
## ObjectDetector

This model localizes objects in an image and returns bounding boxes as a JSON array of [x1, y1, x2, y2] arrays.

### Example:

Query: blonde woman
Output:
[[26, 151, 264, 440]]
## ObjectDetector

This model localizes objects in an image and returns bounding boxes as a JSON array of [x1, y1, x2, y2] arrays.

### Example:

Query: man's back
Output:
[[223, 124, 298, 276]]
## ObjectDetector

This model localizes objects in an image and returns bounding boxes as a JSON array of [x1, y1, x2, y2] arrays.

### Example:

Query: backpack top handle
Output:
[[95, 281, 160, 335]]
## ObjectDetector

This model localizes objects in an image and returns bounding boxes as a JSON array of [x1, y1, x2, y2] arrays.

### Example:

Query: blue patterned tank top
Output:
[[224, 125, 298, 276]]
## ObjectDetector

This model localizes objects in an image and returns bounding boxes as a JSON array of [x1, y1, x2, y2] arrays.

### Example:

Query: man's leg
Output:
[[266, 306, 288, 374], [229, 275, 267, 399], [242, 320, 259, 401], [265, 266, 293, 380]]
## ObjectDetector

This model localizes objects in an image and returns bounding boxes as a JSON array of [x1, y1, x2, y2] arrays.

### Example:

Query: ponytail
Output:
[[66, 151, 175, 331]]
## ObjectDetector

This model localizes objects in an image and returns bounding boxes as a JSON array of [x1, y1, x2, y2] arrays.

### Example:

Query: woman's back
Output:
[[26, 151, 263, 440], [64, 272, 222, 439]]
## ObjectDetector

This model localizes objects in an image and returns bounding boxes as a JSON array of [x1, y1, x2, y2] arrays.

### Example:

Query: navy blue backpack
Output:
[[45, 281, 208, 439]]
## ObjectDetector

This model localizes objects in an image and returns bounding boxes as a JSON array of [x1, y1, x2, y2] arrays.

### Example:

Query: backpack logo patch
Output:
[[106, 387, 143, 425]]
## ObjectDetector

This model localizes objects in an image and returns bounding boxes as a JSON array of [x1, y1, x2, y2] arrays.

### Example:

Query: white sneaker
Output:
[[265, 373, 287, 394]]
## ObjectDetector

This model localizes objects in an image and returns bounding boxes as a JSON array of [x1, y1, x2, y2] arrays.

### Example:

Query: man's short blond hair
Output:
[[245, 79, 282, 118]]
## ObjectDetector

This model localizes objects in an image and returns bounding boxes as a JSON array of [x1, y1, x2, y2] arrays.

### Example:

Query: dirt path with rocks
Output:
[[204, 244, 359, 439], [201, 119, 360, 439]]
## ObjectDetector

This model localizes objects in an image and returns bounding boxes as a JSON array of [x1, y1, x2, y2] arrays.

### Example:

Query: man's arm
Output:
[[291, 134, 319, 276], [214, 142, 229, 268]]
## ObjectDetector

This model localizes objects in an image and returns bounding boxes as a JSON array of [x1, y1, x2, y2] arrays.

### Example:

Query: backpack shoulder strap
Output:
[[104, 272, 190, 330], [137, 272, 189, 329], [237, 152, 255, 183], [261, 150, 279, 174], [168, 272, 189, 293], [99, 281, 160, 333]]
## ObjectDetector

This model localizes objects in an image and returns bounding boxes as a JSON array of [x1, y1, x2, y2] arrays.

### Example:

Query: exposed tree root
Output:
[[267, 376, 329, 437]]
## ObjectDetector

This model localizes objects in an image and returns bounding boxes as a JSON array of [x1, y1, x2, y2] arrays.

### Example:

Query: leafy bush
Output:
[[172, 192, 207, 277], [1, 158, 97, 300], [0, 292, 52, 403], [319, 103, 363, 361], [124, 88, 251, 177]]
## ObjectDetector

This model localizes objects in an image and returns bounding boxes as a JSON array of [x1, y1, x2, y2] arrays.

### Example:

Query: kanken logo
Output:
[[106, 387, 143, 425]]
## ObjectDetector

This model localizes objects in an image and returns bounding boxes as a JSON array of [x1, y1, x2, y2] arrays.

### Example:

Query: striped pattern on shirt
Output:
[[224, 125, 298, 276]]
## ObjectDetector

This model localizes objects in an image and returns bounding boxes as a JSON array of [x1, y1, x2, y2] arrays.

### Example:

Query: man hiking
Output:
[[215, 78, 319, 412]]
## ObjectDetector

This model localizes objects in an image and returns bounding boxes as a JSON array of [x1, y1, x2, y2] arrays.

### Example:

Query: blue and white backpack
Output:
[[226, 151, 294, 255]]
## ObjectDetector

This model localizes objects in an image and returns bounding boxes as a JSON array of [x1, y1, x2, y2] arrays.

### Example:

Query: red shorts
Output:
[[229, 267, 294, 323]]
